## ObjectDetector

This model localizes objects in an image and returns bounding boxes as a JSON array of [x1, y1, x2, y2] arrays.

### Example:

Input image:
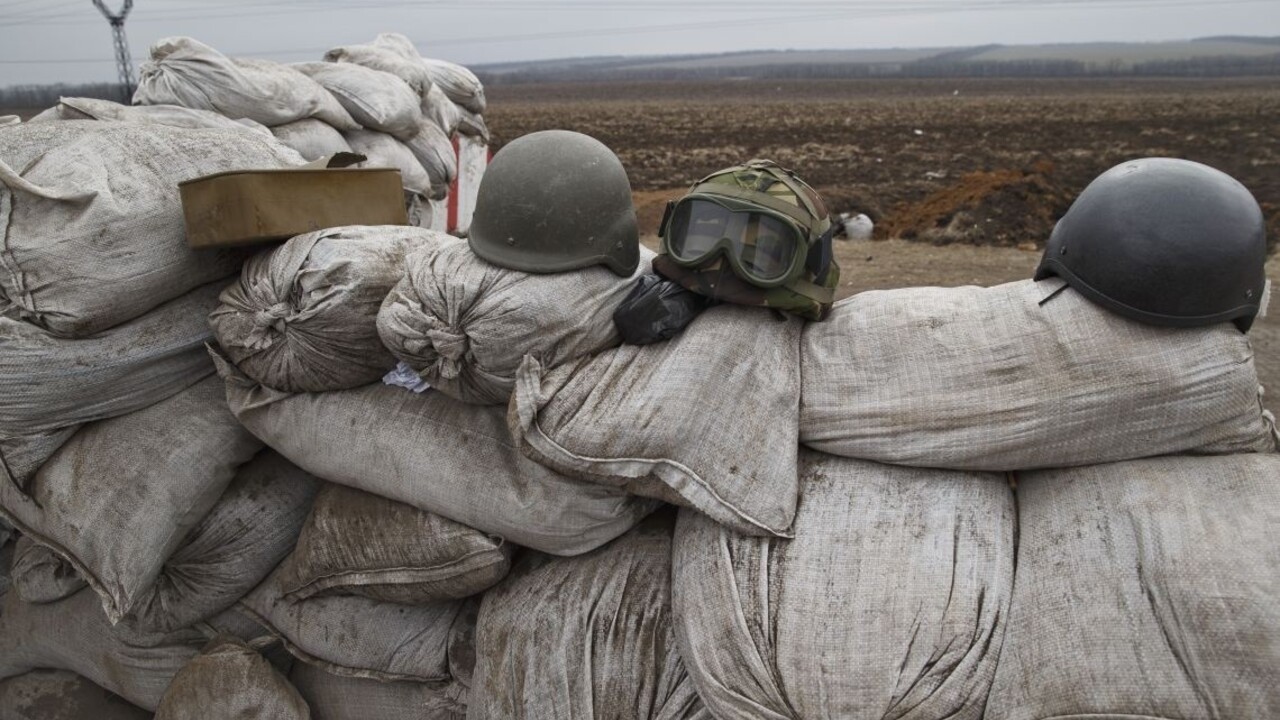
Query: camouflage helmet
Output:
[[657, 159, 839, 321], [1035, 157, 1267, 332], [468, 129, 640, 277]]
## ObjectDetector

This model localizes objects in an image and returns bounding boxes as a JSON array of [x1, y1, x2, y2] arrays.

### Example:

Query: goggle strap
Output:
[[805, 226, 835, 278], [788, 275, 836, 305], [658, 200, 675, 239], [688, 183, 815, 231]]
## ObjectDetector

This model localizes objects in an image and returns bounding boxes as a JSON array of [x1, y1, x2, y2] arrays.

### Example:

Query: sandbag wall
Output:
[[5, 85, 1280, 720]]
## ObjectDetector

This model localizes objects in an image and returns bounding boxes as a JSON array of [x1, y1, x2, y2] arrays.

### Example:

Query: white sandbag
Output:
[[210, 226, 448, 393], [33, 96, 273, 135], [0, 281, 221, 442], [278, 484, 511, 604], [0, 121, 302, 337], [0, 588, 274, 711], [344, 127, 432, 196], [155, 637, 310, 720], [406, 120, 457, 198], [801, 278, 1278, 470], [211, 349, 660, 555], [135, 37, 358, 130], [240, 563, 467, 683], [294, 61, 423, 140], [0, 116, 19, 127], [423, 83, 462, 136], [986, 454, 1280, 720], [421, 57, 486, 114], [12, 535, 85, 603], [673, 450, 1015, 720], [470, 511, 708, 720], [290, 660, 466, 720], [270, 118, 352, 161], [454, 107, 489, 142], [510, 304, 804, 537], [377, 243, 653, 405], [0, 669, 150, 720], [0, 376, 264, 624], [324, 42, 435, 98], [370, 31, 423, 60], [124, 450, 321, 634]]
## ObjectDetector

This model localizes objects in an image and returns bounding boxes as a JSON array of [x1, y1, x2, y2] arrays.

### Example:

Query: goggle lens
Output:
[[667, 199, 801, 283]]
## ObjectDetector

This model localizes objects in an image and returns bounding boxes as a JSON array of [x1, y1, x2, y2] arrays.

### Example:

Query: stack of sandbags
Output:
[[28, 96, 273, 136], [0, 669, 151, 720], [154, 637, 311, 720], [987, 454, 1280, 718]]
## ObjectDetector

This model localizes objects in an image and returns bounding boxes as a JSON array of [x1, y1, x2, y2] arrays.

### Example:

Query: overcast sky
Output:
[[2, 0, 1279, 85]]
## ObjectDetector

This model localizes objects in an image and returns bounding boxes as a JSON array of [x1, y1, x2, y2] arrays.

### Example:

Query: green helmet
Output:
[[468, 130, 640, 276], [656, 159, 839, 320]]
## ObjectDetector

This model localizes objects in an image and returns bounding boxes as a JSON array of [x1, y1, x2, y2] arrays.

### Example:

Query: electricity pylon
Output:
[[92, 0, 135, 102]]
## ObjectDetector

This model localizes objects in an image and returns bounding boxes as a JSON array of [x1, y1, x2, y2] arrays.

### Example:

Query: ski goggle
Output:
[[660, 195, 814, 287]]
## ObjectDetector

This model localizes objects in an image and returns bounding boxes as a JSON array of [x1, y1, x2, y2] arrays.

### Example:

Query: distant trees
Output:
[[0, 82, 125, 111]]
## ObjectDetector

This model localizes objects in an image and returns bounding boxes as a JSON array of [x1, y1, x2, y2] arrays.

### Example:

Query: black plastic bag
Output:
[[612, 275, 712, 345]]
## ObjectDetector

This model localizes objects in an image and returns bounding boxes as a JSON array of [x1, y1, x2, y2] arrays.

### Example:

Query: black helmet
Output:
[[1035, 157, 1267, 332], [468, 130, 640, 277]]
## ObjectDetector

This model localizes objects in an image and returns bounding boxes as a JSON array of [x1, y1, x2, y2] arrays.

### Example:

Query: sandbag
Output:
[[801, 278, 1278, 470], [270, 118, 352, 161], [279, 483, 511, 604], [421, 57, 486, 113], [212, 349, 659, 555], [406, 119, 457, 198], [31, 96, 273, 135], [240, 562, 467, 682], [135, 36, 358, 130], [423, 83, 462, 136], [469, 510, 707, 720], [324, 42, 435, 98], [291, 661, 466, 720], [0, 669, 150, 720], [294, 61, 423, 140], [210, 226, 449, 393], [344, 127, 432, 196], [986, 454, 1280, 720], [12, 535, 85, 603], [0, 376, 264, 624], [155, 637, 311, 720], [0, 281, 221, 442], [0, 427, 79, 492], [673, 450, 1015, 719], [0, 588, 274, 711], [510, 303, 804, 537], [377, 242, 653, 405], [0, 121, 302, 337]]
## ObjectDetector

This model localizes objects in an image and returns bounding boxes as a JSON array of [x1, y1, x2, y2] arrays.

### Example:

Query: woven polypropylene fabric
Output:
[[211, 226, 448, 393], [0, 669, 151, 720], [154, 637, 311, 720], [342, 128, 432, 196], [377, 243, 653, 406], [801, 278, 1277, 470], [11, 535, 86, 603], [289, 662, 466, 720], [986, 453, 1280, 720], [293, 61, 423, 140], [0, 122, 302, 336], [212, 349, 659, 556], [269, 119, 352, 161], [468, 511, 708, 720], [33, 96, 275, 136], [672, 449, 1014, 720], [510, 303, 804, 537], [0, 376, 264, 624]]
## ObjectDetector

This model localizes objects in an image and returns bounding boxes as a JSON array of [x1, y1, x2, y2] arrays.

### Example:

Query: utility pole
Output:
[[92, 0, 135, 102]]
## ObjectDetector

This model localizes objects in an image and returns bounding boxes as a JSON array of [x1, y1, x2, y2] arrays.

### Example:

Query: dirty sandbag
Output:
[[31, 96, 274, 136], [987, 454, 1280, 720], [422, 83, 462, 136], [12, 535, 86, 603], [239, 562, 468, 683], [324, 40, 434, 98], [343, 127, 433, 197], [377, 243, 654, 405], [270, 118, 353, 161], [469, 510, 708, 720], [405, 119, 457, 198], [290, 655, 467, 720], [613, 274, 712, 345], [0, 376, 264, 625], [135, 37, 358, 130], [0, 427, 80, 493], [0, 122, 302, 337], [454, 107, 489, 142], [0, 669, 150, 720], [278, 484, 512, 605], [421, 57, 486, 114], [154, 637, 310, 720], [210, 226, 451, 393], [0, 588, 278, 712], [510, 303, 804, 537], [211, 348, 660, 556], [673, 449, 1014, 720], [294, 61, 424, 140], [800, 278, 1278, 470]]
